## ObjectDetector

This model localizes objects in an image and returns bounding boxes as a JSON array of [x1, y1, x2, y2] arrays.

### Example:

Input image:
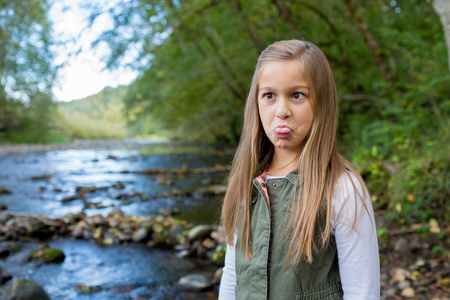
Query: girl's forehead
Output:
[[257, 60, 308, 87]]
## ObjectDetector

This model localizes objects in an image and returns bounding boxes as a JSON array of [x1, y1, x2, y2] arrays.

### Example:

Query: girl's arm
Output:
[[218, 237, 236, 299], [331, 172, 380, 300]]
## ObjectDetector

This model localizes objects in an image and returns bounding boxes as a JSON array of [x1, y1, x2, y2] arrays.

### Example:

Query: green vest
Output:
[[235, 170, 343, 300]]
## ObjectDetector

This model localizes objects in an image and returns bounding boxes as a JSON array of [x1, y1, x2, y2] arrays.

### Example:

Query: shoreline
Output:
[[0, 139, 225, 156]]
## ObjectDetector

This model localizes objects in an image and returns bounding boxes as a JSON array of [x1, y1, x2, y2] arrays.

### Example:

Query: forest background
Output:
[[0, 0, 449, 254]]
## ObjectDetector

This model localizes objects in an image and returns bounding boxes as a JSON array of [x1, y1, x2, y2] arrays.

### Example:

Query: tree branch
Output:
[[229, 0, 264, 51], [165, 0, 246, 100], [342, 0, 395, 84]]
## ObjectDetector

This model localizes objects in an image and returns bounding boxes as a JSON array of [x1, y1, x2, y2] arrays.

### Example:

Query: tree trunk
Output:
[[343, 0, 395, 83], [429, 0, 450, 71]]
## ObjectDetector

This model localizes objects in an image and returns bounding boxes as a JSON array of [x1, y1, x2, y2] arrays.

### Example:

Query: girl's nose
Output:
[[275, 98, 292, 119]]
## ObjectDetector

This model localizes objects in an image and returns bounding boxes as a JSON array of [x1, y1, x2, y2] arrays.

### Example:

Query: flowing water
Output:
[[0, 142, 232, 299]]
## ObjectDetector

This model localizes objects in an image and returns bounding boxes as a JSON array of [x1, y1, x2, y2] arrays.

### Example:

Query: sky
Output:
[[49, 1, 139, 102]]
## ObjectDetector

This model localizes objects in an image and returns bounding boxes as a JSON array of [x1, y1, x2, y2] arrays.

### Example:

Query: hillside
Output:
[[57, 86, 129, 139]]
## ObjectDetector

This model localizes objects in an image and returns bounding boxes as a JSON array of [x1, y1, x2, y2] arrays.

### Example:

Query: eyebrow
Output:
[[259, 85, 309, 91]]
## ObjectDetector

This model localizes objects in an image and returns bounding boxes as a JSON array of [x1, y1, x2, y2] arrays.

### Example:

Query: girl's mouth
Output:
[[274, 126, 293, 138]]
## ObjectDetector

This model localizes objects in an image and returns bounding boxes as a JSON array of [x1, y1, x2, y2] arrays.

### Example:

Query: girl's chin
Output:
[[273, 142, 301, 152]]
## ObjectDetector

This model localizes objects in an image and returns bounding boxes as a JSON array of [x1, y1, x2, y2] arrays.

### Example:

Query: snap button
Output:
[[273, 183, 277, 187]]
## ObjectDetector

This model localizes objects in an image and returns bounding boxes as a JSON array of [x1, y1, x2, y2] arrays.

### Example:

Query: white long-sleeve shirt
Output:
[[219, 172, 380, 300]]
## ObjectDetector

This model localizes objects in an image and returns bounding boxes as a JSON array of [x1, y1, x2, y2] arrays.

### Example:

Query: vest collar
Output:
[[256, 153, 300, 186]]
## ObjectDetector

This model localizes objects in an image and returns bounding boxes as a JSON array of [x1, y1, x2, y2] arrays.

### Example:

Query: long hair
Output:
[[221, 40, 369, 264]]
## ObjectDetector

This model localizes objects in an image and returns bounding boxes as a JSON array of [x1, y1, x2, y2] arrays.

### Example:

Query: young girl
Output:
[[219, 40, 380, 299]]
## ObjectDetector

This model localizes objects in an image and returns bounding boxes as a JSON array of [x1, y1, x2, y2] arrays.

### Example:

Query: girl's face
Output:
[[258, 60, 314, 154]]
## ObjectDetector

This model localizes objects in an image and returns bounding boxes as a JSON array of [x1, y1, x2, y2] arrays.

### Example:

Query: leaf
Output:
[[428, 218, 441, 234]]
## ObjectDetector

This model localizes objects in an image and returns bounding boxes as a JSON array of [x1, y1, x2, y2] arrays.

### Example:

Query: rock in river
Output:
[[0, 278, 51, 300], [177, 273, 212, 291], [188, 225, 211, 241], [30, 247, 65, 263], [132, 228, 148, 243], [0, 187, 12, 195], [0, 266, 12, 284]]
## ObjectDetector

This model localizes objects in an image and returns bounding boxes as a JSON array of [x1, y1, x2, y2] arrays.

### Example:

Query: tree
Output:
[[0, 0, 55, 141], [429, 0, 450, 70]]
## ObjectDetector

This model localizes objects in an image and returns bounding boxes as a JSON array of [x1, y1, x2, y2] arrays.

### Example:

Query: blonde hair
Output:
[[221, 40, 369, 264]]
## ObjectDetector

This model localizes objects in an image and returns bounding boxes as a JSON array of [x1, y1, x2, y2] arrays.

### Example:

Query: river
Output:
[[0, 140, 233, 299]]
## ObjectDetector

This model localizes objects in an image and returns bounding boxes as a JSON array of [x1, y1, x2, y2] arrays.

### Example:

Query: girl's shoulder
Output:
[[331, 170, 373, 231], [332, 170, 367, 201]]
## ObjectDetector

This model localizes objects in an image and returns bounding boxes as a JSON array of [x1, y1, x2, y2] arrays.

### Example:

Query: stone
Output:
[[0, 211, 14, 224], [385, 288, 396, 297], [14, 216, 54, 239], [188, 225, 211, 241], [1, 242, 22, 252], [0, 266, 12, 284], [118, 233, 131, 242], [400, 287, 415, 297], [108, 207, 125, 217], [393, 237, 409, 252], [202, 238, 217, 250], [76, 186, 98, 194], [112, 181, 125, 189], [132, 228, 148, 243], [176, 250, 190, 258], [10, 252, 31, 264], [392, 268, 409, 283], [0, 187, 12, 195], [75, 284, 103, 294], [61, 195, 79, 202], [71, 226, 84, 238], [398, 280, 411, 289], [196, 247, 208, 259], [31, 247, 65, 263], [0, 278, 51, 300], [61, 213, 78, 224], [0, 249, 10, 258], [102, 238, 114, 245], [174, 244, 190, 251], [91, 215, 107, 226], [108, 218, 119, 227], [31, 174, 52, 180], [212, 268, 223, 284], [177, 274, 212, 292]]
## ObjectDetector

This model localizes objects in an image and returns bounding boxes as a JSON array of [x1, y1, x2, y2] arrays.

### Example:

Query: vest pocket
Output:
[[295, 282, 343, 299]]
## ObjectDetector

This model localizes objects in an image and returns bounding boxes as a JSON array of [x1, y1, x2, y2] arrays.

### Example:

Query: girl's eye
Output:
[[264, 93, 275, 100], [292, 92, 304, 100]]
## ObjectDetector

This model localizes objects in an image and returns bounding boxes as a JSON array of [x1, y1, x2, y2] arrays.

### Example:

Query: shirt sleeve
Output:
[[218, 234, 237, 300], [331, 172, 380, 300]]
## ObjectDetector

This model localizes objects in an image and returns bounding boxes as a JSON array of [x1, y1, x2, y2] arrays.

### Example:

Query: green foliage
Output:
[[0, 0, 56, 142], [86, 0, 450, 223], [57, 86, 129, 139], [212, 244, 226, 266], [2, 0, 447, 224]]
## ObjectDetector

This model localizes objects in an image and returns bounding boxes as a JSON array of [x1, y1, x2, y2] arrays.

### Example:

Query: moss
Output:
[[31, 247, 65, 263]]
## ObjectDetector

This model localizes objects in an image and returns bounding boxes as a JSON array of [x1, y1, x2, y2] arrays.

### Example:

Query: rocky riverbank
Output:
[[0, 209, 226, 298], [0, 139, 232, 156]]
